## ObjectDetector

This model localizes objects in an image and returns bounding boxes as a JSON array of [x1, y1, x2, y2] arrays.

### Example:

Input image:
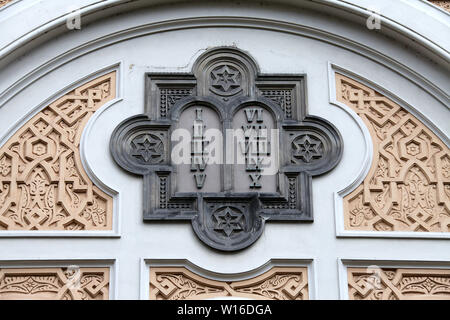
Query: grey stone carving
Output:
[[210, 64, 242, 95], [110, 47, 343, 251], [131, 133, 165, 164], [292, 134, 323, 163]]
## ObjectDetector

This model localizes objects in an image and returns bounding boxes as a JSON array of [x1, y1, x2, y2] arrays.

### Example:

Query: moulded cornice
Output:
[[0, 0, 448, 110]]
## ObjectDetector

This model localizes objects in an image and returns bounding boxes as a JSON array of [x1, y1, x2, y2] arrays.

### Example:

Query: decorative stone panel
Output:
[[0, 267, 110, 300], [0, 72, 115, 230], [149, 266, 308, 300], [0, 0, 14, 9], [348, 267, 450, 300], [428, 0, 450, 12], [336, 74, 450, 232], [111, 47, 342, 251]]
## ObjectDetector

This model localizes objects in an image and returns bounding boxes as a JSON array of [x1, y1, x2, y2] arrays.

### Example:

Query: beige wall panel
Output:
[[0, 267, 109, 300], [428, 1, 450, 11], [336, 74, 450, 232], [0, 73, 115, 230], [348, 267, 450, 300], [0, 0, 14, 9], [149, 266, 308, 300]]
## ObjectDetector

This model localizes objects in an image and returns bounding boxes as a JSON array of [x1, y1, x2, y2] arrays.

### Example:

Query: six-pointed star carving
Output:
[[211, 65, 241, 92], [214, 207, 243, 237], [293, 135, 322, 163], [131, 135, 163, 163]]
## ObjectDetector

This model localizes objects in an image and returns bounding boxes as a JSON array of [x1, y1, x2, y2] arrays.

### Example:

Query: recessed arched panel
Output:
[[175, 103, 223, 193], [148, 262, 309, 300], [231, 102, 278, 193], [0, 72, 116, 231], [0, 266, 110, 300], [335, 73, 450, 233]]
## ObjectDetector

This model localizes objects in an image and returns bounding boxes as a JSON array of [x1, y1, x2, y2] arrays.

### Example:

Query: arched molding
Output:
[[0, 0, 448, 111]]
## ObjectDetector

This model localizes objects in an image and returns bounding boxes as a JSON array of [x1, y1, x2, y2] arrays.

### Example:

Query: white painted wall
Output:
[[0, 0, 448, 299]]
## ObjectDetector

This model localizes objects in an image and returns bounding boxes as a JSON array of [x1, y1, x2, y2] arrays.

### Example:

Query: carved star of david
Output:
[[110, 47, 342, 251], [131, 135, 163, 163], [211, 65, 240, 92], [293, 135, 322, 163], [214, 207, 243, 237]]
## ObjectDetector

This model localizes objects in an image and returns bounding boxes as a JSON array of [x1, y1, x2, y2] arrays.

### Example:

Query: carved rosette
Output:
[[348, 267, 450, 300], [0, 267, 110, 300], [0, 73, 115, 230], [336, 74, 450, 232], [149, 266, 308, 300], [111, 48, 342, 251]]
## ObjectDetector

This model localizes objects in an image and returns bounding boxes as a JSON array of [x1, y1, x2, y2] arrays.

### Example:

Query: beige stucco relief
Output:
[[0, 0, 13, 9], [336, 74, 450, 232], [149, 266, 308, 300], [0, 267, 109, 300], [0, 73, 115, 230], [348, 267, 450, 300], [428, 0, 450, 12]]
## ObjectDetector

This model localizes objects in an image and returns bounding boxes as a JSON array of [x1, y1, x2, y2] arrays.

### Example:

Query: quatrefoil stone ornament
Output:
[[110, 47, 343, 251]]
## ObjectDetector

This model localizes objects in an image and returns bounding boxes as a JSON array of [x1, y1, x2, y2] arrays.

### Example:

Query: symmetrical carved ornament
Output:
[[0, 73, 115, 230], [0, 0, 14, 9], [149, 266, 308, 300], [0, 267, 109, 300], [111, 48, 342, 251], [428, 0, 450, 12], [336, 74, 450, 232], [348, 267, 450, 300]]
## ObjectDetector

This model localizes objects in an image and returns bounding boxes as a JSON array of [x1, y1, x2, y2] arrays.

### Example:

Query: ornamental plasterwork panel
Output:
[[428, 0, 450, 12], [111, 47, 342, 251], [149, 266, 308, 300], [348, 267, 450, 300], [0, 267, 110, 300], [336, 74, 450, 232], [0, 72, 115, 230], [0, 0, 13, 9]]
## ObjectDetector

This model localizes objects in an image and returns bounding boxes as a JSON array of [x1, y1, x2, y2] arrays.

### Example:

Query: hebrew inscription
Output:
[[111, 48, 342, 251]]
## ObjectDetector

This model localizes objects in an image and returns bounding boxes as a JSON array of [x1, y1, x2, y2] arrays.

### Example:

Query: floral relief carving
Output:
[[0, 73, 115, 230], [0, 267, 109, 300], [149, 266, 308, 300], [348, 267, 450, 300], [336, 74, 450, 232]]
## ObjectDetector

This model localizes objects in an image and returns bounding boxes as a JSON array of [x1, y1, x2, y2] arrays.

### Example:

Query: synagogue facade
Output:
[[0, 0, 449, 300]]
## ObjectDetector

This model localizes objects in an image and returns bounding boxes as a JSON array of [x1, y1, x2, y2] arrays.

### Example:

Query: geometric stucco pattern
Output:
[[149, 266, 308, 300], [0, 267, 110, 300], [348, 267, 450, 300], [428, 0, 450, 12], [336, 74, 450, 232], [0, 72, 115, 230], [0, 0, 14, 9]]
